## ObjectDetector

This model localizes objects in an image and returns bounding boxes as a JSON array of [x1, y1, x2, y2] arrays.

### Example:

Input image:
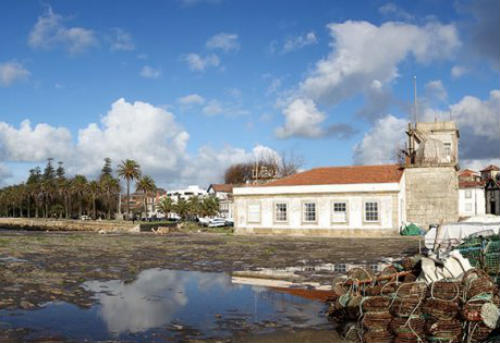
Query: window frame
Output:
[[301, 200, 318, 224], [331, 200, 349, 224], [273, 202, 289, 223], [465, 189, 472, 199], [363, 200, 380, 223], [246, 202, 261, 224]]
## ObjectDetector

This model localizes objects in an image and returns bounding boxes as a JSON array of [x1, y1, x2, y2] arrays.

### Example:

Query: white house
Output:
[[207, 184, 234, 219], [233, 164, 406, 236], [458, 169, 486, 218], [165, 185, 207, 202]]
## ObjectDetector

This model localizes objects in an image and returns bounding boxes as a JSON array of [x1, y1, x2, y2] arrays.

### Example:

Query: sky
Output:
[[0, 0, 498, 189]]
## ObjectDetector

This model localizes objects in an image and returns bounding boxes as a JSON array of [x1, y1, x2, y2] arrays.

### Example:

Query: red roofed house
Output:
[[233, 120, 461, 236]]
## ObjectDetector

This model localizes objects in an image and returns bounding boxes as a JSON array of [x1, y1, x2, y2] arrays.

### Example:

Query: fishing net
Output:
[[467, 322, 495, 343], [463, 268, 496, 299], [426, 319, 462, 343], [362, 296, 391, 312], [363, 328, 393, 343], [429, 280, 461, 302], [391, 297, 423, 318], [362, 311, 393, 330]]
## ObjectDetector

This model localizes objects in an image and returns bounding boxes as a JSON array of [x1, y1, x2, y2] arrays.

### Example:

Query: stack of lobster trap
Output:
[[327, 256, 500, 343]]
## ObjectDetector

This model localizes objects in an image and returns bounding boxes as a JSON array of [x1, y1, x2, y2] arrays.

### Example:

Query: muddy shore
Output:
[[0, 229, 421, 341]]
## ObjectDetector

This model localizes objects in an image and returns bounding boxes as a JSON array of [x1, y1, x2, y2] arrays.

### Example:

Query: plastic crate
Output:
[[486, 240, 500, 254]]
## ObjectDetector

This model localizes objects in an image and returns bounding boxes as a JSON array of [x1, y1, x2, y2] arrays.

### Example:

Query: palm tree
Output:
[[88, 180, 101, 219], [174, 198, 190, 220], [188, 196, 201, 218], [117, 159, 141, 219], [71, 175, 88, 217], [156, 197, 173, 218], [135, 175, 156, 219], [101, 175, 120, 220], [200, 196, 219, 218]]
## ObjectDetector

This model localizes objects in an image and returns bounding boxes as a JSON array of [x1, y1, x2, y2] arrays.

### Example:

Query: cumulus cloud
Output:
[[0, 99, 273, 187], [353, 115, 407, 165], [110, 28, 134, 51], [282, 32, 318, 53], [28, 7, 97, 54], [177, 94, 205, 106], [276, 20, 460, 138], [0, 164, 12, 187], [275, 98, 325, 138], [0, 120, 73, 161], [183, 53, 220, 71], [0, 61, 30, 87], [206, 32, 239, 52], [139, 65, 161, 79]]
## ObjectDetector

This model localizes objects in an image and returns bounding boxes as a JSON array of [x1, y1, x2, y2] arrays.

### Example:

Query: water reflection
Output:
[[0, 269, 329, 341]]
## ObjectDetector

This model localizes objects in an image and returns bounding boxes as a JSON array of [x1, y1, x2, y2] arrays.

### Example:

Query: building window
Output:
[[369, 264, 379, 272], [334, 264, 346, 273], [465, 203, 473, 212], [465, 189, 472, 199], [303, 202, 316, 222], [332, 201, 348, 223], [444, 142, 451, 156], [274, 203, 288, 222], [365, 202, 379, 222], [247, 203, 261, 223]]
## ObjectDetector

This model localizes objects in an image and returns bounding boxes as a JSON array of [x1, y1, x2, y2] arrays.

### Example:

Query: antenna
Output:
[[413, 75, 418, 124]]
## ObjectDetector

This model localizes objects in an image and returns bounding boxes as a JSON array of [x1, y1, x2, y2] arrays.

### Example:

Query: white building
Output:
[[233, 164, 406, 236], [458, 170, 486, 218], [165, 185, 207, 202], [207, 184, 234, 219]]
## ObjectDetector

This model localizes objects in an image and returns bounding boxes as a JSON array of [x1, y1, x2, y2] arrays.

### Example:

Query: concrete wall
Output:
[[404, 167, 459, 228], [458, 188, 486, 218], [233, 191, 400, 236]]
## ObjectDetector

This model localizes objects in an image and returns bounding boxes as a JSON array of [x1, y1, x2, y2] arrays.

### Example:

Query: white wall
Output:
[[459, 187, 486, 217], [234, 193, 396, 232]]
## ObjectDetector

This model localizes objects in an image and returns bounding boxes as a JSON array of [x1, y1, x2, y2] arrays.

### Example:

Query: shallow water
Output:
[[0, 268, 332, 342]]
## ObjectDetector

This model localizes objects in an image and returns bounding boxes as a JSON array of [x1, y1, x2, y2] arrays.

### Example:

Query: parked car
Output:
[[80, 215, 91, 221], [224, 218, 234, 227], [208, 218, 227, 227]]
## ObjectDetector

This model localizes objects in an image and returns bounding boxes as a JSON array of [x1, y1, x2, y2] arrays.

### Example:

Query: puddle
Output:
[[0, 268, 332, 342]]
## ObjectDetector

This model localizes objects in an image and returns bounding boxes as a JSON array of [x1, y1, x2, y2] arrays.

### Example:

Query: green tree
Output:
[[88, 180, 101, 219], [156, 197, 173, 218], [188, 196, 201, 218], [43, 158, 56, 181], [117, 159, 141, 219], [100, 157, 113, 179], [56, 161, 65, 180], [71, 175, 88, 217], [174, 198, 190, 220], [200, 196, 219, 217], [100, 175, 120, 220], [136, 175, 156, 218]]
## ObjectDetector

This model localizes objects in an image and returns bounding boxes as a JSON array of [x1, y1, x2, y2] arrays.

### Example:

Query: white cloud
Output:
[[276, 20, 460, 138], [178, 94, 205, 106], [0, 120, 73, 161], [300, 21, 460, 105], [183, 53, 220, 71], [0, 164, 12, 187], [110, 28, 134, 51], [0, 99, 272, 188], [28, 7, 97, 54], [425, 80, 447, 102], [201, 99, 248, 117], [352, 115, 407, 165], [0, 61, 30, 87], [206, 32, 239, 52], [139, 65, 161, 79], [378, 3, 414, 21], [451, 65, 468, 78], [282, 32, 318, 53], [275, 98, 326, 138]]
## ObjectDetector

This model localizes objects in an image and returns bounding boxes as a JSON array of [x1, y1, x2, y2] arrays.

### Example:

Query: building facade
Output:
[[207, 184, 234, 219], [233, 120, 461, 236], [458, 170, 485, 218]]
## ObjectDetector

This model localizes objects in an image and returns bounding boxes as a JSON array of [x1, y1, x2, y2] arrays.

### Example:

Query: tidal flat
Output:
[[0, 230, 421, 342]]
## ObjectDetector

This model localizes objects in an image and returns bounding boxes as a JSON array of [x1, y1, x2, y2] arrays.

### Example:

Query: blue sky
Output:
[[0, 0, 498, 188]]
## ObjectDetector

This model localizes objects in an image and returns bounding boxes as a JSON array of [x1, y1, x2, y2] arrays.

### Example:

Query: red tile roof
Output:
[[459, 169, 479, 176], [209, 184, 233, 193], [261, 164, 404, 187], [480, 164, 500, 172], [459, 181, 485, 188]]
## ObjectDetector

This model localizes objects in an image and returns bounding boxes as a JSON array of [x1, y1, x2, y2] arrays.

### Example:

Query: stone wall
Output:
[[0, 218, 139, 233], [404, 167, 459, 228]]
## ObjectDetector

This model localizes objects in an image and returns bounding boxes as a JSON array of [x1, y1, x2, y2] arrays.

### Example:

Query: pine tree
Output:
[[43, 158, 56, 181], [56, 161, 66, 180], [100, 157, 113, 179]]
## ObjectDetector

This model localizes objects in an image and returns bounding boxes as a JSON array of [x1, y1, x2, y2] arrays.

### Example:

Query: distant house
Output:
[[458, 169, 485, 218], [165, 185, 207, 202], [207, 184, 234, 219], [481, 165, 500, 181]]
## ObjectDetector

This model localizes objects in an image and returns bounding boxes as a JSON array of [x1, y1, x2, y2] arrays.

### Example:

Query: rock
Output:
[[19, 300, 35, 309]]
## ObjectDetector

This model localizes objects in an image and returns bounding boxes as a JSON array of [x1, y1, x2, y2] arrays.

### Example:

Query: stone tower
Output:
[[403, 121, 460, 228]]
